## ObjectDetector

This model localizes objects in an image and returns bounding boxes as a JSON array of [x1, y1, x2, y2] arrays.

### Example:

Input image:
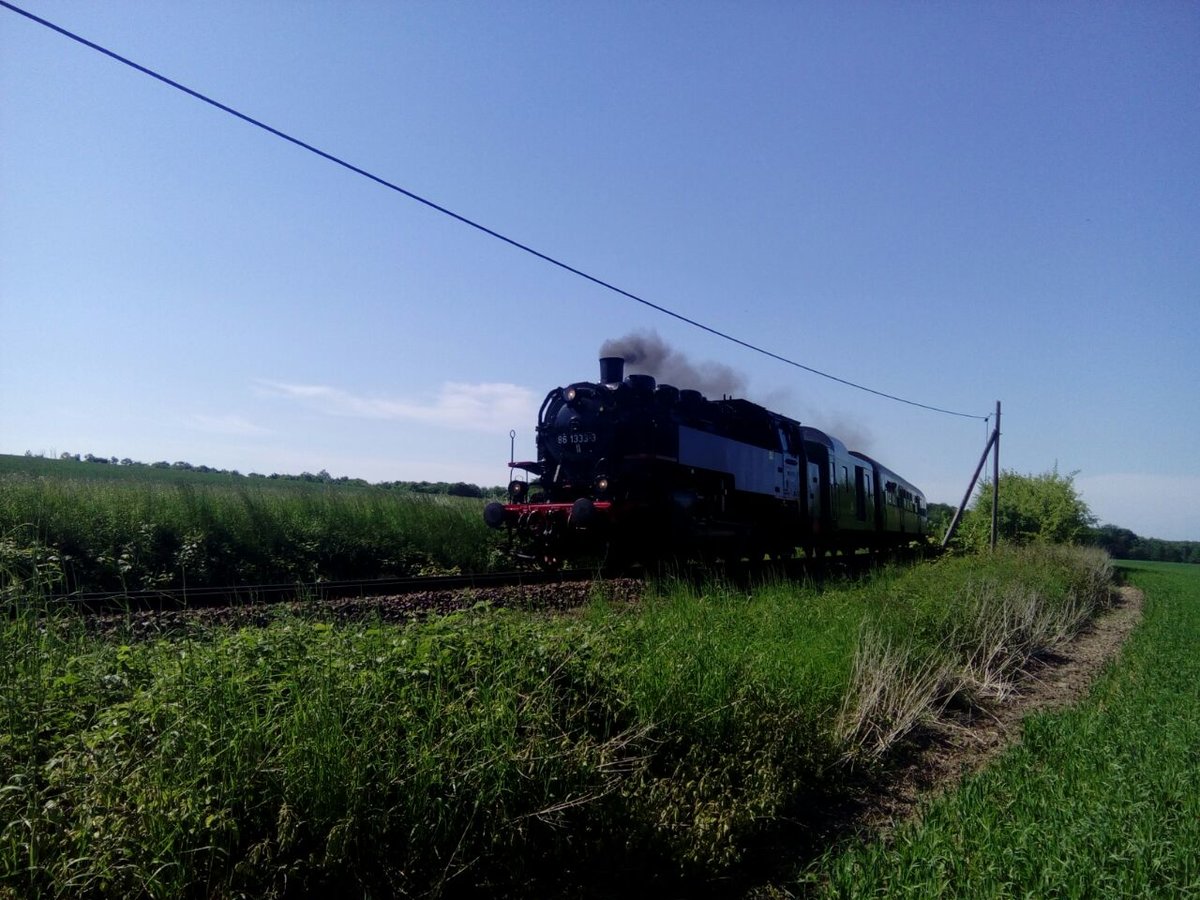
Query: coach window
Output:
[[854, 467, 868, 521]]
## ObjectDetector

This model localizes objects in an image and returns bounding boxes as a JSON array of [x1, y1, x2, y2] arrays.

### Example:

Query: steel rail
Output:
[[17, 548, 930, 617], [31, 568, 609, 614]]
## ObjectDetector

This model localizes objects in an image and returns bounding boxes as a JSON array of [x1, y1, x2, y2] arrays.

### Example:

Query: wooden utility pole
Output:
[[941, 400, 1002, 550], [991, 400, 1001, 551]]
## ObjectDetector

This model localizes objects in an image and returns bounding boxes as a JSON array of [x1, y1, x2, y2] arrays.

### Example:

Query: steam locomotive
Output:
[[484, 357, 928, 567]]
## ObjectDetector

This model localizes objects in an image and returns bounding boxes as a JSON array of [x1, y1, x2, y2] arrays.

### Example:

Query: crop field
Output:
[[2, 542, 1126, 897], [797, 560, 1200, 897], [0, 455, 503, 593]]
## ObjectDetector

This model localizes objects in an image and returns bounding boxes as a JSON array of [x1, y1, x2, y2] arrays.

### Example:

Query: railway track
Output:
[[23, 550, 922, 629], [36, 568, 614, 614]]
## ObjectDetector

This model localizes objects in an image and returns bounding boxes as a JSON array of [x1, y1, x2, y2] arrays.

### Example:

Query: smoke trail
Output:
[[819, 414, 876, 455], [598, 330, 748, 399], [596, 330, 877, 454]]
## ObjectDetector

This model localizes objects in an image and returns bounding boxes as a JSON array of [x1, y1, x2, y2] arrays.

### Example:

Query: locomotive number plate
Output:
[[557, 432, 597, 445]]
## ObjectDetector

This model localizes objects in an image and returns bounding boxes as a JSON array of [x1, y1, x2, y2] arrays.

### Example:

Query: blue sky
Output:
[[2, 2, 1197, 540]]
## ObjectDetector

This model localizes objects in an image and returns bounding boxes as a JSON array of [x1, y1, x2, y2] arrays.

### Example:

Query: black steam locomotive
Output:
[[484, 357, 927, 567]]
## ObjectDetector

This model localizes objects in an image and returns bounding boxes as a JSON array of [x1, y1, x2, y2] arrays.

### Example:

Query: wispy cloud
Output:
[[186, 413, 273, 436], [257, 380, 538, 432]]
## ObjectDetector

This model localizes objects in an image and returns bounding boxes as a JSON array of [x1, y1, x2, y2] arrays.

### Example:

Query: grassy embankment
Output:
[[1, 546, 1114, 897], [0, 456, 502, 592], [797, 560, 1200, 897]]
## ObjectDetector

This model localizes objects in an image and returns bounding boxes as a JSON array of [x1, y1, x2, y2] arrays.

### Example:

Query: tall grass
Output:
[[0, 473, 502, 592], [0, 547, 1115, 896], [802, 560, 1199, 897], [834, 546, 1114, 759]]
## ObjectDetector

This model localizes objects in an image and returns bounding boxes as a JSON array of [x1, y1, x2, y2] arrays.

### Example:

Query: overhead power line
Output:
[[3, 1, 989, 421]]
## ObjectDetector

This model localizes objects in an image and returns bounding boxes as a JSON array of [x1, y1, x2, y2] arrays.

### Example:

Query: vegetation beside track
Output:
[[0, 456, 505, 594], [795, 560, 1200, 897], [1, 547, 1114, 897]]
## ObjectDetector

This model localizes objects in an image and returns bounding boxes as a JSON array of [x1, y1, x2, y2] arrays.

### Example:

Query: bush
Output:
[[956, 469, 1095, 551]]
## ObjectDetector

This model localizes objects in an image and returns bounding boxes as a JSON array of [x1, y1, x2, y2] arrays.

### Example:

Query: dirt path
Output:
[[856, 584, 1145, 836]]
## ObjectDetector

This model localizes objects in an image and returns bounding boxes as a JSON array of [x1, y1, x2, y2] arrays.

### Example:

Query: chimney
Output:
[[599, 356, 625, 385]]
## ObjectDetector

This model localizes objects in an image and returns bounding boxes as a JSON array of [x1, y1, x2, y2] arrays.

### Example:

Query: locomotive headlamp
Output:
[[508, 480, 528, 501], [565, 387, 578, 402], [594, 476, 610, 493]]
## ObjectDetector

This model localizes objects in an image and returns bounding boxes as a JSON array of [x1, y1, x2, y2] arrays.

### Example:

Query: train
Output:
[[484, 356, 928, 567]]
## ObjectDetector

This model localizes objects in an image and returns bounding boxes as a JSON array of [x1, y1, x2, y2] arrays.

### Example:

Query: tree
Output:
[[1088, 524, 1138, 559], [926, 502, 956, 540], [957, 468, 1095, 550]]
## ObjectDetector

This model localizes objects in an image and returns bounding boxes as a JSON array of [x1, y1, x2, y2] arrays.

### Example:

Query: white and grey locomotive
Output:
[[484, 357, 927, 566]]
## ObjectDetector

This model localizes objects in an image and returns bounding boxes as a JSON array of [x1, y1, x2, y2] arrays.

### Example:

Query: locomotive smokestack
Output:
[[599, 356, 625, 385], [599, 330, 749, 398]]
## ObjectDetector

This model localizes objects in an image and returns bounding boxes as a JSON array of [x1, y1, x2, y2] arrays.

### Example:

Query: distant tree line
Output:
[[376, 480, 508, 500], [27, 450, 505, 499], [1084, 524, 1200, 565]]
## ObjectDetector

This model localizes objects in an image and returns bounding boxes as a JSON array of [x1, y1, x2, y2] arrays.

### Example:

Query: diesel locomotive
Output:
[[484, 357, 927, 567]]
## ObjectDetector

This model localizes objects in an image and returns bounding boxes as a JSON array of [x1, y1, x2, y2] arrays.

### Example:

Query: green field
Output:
[[5, 455, 1190, 896], [796, 560, 1200, 897], [1, 546, 1117, 896], [0, 454, 503, 593]]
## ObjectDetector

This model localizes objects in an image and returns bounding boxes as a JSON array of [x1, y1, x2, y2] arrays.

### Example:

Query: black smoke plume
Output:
[[598, 330, 748, 399], [597, 330, 877, 453]]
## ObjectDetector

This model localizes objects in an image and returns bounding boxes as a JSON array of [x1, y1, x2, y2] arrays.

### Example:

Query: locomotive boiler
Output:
[[484, 357, 927, 567]]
